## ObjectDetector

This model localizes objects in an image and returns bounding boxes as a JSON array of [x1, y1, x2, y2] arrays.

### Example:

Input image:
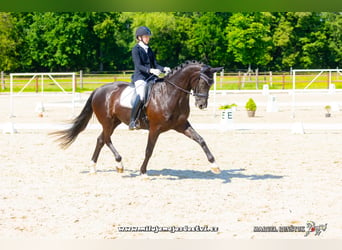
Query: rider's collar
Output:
[[138, 41, 149, 53]]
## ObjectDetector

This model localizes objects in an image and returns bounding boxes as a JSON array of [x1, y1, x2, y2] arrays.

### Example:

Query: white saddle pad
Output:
[[119, 85, 136, 109]]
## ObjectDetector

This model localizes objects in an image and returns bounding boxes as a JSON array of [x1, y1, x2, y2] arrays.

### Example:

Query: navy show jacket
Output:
[[132, 43, 164, 82]]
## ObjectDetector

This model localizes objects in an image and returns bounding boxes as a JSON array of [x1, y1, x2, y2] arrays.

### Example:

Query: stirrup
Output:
[[128, 121, 136, 130]]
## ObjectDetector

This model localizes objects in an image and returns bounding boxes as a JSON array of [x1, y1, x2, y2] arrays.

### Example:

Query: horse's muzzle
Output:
[[196, 100, 208, 110], [198, 104, 207, 109]]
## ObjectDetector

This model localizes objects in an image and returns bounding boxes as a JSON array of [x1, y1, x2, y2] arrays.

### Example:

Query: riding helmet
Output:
[[135, 26, 152, 39]]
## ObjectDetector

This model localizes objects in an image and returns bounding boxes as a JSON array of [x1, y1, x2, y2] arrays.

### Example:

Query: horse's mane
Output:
[[165, 60, 203, 79]]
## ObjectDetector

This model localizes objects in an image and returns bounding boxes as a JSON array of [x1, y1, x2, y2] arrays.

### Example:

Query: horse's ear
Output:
[[201, 65, 210, 73], [210, 67, 223, 73]]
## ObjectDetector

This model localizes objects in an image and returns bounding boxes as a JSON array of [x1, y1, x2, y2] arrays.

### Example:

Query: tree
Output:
[[4, 12, 341, 72], [293, 12, 329, 68], [125, 12, 187, 67], [92, 12, 132, 71], [271, 12, 296, 70], [185, 12, 231, 67], [12, 12, 132, 72], [15, 12, 94, 71], [226, 12, 274, 70], [322, 12, 342, 67], [0, 13, 17, 71]]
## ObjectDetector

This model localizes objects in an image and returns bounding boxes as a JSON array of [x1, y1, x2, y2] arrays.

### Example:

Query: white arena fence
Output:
[[9, 72, 77, 118], [291, 69, 342, 118], [2, 70, 342, 133], [211, 69, 342, 115]]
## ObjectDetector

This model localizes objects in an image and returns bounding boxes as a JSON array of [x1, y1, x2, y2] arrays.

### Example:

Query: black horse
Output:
[[53, 61, 223, 175]]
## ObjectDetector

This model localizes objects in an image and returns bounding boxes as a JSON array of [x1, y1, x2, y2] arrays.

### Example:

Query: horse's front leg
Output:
[[140, 128, 160, 175], [176, 121, 221, 174]]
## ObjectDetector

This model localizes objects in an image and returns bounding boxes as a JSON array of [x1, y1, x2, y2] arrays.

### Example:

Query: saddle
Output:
[[143, 77, 160, 106], [120, 76, 163, 129]]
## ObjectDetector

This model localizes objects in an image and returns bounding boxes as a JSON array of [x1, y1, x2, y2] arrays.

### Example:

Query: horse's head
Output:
[[193, 65, 223, 109], [164, 61, 223, 109]]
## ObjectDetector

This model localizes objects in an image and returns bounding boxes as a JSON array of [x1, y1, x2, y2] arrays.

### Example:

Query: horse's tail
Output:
[[51, 91, 95, 149]]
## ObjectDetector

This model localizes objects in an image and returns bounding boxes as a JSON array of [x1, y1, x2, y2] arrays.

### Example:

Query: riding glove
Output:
[[150, 68, 161, 76], [164, 67, 171, 75]]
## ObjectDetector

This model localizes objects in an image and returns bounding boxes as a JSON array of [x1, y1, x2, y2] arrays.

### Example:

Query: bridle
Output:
[[164, 67, 213, 98]]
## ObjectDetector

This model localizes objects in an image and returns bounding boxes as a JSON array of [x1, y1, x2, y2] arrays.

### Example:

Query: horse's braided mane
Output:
[[165, 60, 204, 79]]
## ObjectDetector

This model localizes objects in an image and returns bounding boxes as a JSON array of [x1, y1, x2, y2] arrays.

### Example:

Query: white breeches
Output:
[[135, 80, 147, 101]]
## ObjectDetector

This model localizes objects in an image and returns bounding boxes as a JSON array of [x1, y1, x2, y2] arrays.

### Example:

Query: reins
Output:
[[164, 68, 212, 98]]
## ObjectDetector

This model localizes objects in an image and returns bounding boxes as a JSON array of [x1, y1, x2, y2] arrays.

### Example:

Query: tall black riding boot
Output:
[[129, 96, 142, 130]]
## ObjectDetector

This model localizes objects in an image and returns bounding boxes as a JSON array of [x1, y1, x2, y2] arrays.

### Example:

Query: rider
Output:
[[129, 26, 171, 130]]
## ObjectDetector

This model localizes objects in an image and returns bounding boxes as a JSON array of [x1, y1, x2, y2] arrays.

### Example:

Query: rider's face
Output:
[[140, 35, 150, 45]]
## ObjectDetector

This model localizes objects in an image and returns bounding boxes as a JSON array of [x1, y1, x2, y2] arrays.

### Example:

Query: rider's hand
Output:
[[150, 68, 161, 76], [164, 67, 171, 75]]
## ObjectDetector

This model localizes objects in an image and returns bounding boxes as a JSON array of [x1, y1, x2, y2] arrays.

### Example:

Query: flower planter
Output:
[[245, 98, 257, 118], [247, 110, 256, 117]]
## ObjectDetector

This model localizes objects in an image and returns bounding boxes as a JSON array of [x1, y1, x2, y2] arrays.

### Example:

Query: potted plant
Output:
[[245, 98, 257, 117], [325, 105, 331, 117], [219, 103, 237, 111]]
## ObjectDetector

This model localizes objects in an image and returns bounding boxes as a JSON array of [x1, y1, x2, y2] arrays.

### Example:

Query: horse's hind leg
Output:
[[104, 119, 124, 172], [90, 131, 105, 174], [176, 121, 221, 174], [105, 136, 124, 173], [90, 119, 123, 173]]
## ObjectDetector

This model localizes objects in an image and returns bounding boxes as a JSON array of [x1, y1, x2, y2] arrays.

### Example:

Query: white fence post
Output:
[[1, 71, 5, 90], [213, 72, 217, 117], [80, 70, 83, 89]]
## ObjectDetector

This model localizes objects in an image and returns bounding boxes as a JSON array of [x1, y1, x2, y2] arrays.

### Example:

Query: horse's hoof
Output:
[[210, 162, 221, 174], [116, 166, 124, 173], [116, 161, 124, 173], [89, 161, 97, 175], [139, 173, 150, 180], [210, 167, 221, 174]]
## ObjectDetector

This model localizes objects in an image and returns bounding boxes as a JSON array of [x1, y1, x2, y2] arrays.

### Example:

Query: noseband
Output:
[[165, 67, 212, 98]]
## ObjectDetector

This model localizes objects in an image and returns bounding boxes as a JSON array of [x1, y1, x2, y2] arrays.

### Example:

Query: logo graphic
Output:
[[253, 221, 328, 237], [304, 221, 328, 237]]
